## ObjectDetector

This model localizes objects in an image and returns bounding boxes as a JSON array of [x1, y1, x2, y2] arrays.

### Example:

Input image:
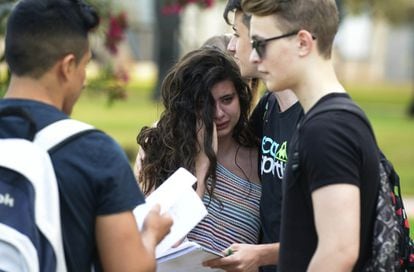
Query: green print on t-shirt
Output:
[[261, 137, 288, 180]]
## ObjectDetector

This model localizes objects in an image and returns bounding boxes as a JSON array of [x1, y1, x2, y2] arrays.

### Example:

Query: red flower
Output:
[[105, 12, 128, 54], [161, 0, 215, 15], [161, 4, 183, 15], [204, 0, 214, 7]]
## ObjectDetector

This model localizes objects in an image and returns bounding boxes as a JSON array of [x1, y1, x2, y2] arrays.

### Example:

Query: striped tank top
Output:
[[187, 163, 261, 252]]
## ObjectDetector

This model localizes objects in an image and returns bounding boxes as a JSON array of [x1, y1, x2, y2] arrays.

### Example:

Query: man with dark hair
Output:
[[204, 1, 302, 271], [243, 0, 379, 271], [0, 0, 172, 271]]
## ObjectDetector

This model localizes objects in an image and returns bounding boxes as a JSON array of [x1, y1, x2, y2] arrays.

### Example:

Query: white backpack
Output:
[[0, 107, 94, 272]]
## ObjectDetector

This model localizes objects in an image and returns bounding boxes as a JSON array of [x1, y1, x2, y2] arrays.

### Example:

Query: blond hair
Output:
[[242, 0, 339, 59]]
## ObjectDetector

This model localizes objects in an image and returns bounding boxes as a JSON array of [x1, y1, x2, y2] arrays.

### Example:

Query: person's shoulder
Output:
[[301, 102, 371, 148], [255, 91, 274, 105], [251, 91, 277, 117], [305, 93, 358, 123], [281, 101, 303, 119], [72, 129, 122, 153], [239, 145, 258, 157], [54, 124, 129, 168], [303, 108, 358, 131]]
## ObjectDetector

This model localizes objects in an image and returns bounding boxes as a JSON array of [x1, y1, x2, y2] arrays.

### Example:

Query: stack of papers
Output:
[[133, 167, 208, 255], [157, 241, 223, 272], [133, 168, 225, 271]]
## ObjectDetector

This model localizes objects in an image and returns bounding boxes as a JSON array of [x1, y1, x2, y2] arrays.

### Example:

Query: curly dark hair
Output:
[[137, 48, 257, 196]]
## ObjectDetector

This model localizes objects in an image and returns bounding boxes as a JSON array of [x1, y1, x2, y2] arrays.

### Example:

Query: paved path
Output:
[[404, 197, 414, 217]]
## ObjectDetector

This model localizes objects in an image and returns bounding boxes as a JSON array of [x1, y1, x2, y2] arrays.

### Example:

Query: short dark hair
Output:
[[223, 0, 251, 27], [5, 0, 99, 78]]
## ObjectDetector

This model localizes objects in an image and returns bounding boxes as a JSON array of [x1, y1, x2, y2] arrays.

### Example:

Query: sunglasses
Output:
[[251, 30, 299, 59]]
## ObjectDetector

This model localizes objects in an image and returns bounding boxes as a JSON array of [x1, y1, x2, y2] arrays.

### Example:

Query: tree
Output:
[[152, 0, 181, 100], [0, 1, 17, 97], [342, 0, 413, 23], [0, 0, 130, 104], [152, 0, 217, 100]]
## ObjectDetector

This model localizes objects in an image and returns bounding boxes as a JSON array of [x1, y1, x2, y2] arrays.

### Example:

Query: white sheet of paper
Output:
[[133, 167, 208, 256], [157, 241, 223, 272]]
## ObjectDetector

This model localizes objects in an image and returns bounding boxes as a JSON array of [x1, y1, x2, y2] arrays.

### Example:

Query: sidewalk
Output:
[[404, 197, 414, 217]]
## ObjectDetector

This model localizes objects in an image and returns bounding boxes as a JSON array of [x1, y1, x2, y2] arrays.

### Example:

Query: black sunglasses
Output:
[[251, 30, 299, 59]]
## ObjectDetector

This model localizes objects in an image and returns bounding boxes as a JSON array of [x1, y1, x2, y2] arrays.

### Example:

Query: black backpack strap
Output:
[[303, 97, 398, 184], [0, 107, 37, 140], [291, 95, 377, 194], [301, 96, 375, 139], [263, 91, 276, 121]]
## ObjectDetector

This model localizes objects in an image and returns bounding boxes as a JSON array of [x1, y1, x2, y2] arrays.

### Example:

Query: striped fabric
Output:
[[187, 163, 262, 252]]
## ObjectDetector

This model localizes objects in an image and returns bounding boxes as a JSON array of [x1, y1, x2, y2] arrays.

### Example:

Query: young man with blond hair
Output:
[[242, 0, 379, 271]]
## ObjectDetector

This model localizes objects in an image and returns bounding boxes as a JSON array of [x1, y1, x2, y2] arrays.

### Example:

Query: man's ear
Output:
[[59, 54, 77, 80], [297, 30, 315, 57]]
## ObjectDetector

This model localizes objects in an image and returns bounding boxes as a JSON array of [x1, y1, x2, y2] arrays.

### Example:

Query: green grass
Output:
[[72, 79, 163, 160], [346, 83, 414, 197], [72, 80, 414, 196]]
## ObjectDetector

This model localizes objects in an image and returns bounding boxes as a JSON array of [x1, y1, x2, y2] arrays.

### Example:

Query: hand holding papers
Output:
[[133, 167, 208, 256]]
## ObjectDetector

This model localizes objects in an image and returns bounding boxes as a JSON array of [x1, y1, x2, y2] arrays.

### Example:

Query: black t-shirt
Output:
[[279, 93, 379, 271], [0, 99, 144, 271], [249, 92, 304, 271]]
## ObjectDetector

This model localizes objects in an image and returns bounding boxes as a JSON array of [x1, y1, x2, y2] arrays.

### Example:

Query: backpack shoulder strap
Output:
[[291, 95, 378, 188], [0, 119, 94, 272], [0, 139, 67, 272], [304, 96, 367, 126], [34, 119, 95, 151], [302, 95, 378, 144]]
